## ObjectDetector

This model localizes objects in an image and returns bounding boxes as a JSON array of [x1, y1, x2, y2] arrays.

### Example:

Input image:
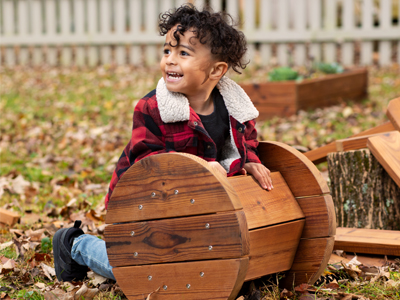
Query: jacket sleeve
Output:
[[104, 98, 172, 209], [244, 119, 261, 164]]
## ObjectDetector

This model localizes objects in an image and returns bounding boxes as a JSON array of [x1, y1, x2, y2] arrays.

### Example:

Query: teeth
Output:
[[167, 72, 182, 79]]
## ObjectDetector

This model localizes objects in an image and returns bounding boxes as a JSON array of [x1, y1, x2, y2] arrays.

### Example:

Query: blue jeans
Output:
[[71, 234, 116, 280]]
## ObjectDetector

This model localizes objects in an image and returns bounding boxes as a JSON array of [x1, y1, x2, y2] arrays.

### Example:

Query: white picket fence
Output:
[[0, 0, 399, 67]]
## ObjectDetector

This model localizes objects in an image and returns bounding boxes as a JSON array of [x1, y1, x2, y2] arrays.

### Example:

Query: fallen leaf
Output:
[[87, 271, 107, 286], [74, 283, 98, 300], [41, 263, 56, 280], [0, 241, 13, 251]]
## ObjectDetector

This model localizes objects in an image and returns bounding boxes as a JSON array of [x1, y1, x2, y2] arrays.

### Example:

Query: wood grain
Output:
[[296, 195, 336, 239], [336, 131, 397, 152], [245, 220, 305, 281], [0, 208, 20, 226], [367, 131, 400, 188], [105, 211, 249, 267], [228, 173, 304, 230], [258, 141, 330, 198], [112, 258, 249, 300], [387, 97, 400, 131], [281, 236, 335, 287], [304, 121, 395, 164], [106, 153, 241, 224], [334, 227, 400, 256]]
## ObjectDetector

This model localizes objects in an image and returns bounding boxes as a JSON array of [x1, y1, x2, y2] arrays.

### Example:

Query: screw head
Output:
[[174, 190, 179, 195], [148, 275, 152, 281], [186, 284, 191, 289], [208, 245, 213, 251], [138, 205, 143, 210], [134, 252, 138, 257], [163, 285, 167, 290], [151, 192, 156, 197], [190, 199, 195, 204], [205, 223, 210, 229], [200, 272, 204, 277], [130, 231, 135, 236]]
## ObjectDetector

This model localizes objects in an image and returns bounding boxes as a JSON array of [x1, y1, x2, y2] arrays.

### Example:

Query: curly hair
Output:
[[159, 4, 248, 74]]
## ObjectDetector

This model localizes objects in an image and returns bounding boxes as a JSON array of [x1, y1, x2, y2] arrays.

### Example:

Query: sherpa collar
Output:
[[156, 76, 259, 124]]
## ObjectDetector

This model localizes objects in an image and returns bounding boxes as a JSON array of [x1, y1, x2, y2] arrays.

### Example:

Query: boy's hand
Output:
[[243, 163, 273, 190], [208, 161, 227, 176]]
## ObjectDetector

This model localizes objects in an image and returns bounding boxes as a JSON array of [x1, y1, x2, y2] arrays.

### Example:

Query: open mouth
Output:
[[167, 72, 183, 80]]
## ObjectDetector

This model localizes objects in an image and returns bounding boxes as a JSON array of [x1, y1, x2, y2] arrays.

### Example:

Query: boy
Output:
[[53, 4, 272, 283]]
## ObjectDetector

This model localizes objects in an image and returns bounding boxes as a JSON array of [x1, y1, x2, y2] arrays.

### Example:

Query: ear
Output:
[[209, 62, 228, 80]]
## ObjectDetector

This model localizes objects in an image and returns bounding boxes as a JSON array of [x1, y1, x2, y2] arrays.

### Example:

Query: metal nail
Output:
[[130, 231, 135, 236], [163, 285, 167, 290], [190, 199, 195, 204], [186, 284, 191, 289], [208, 245, 213, 250], [134, 252, 138, 257], [138, 205, 143, 210], [174, 190, 179, 195], [200, 272, 204, 277], [148, 275, 152, 281], [151, 192, 156, 197], [205, 223, 210, 229]]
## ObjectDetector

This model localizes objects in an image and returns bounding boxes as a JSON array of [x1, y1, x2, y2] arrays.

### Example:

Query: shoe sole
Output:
[[52, 227, 68, 282]]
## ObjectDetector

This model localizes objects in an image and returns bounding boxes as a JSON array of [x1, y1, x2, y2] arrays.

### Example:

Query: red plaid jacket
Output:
[[105, 77, 261, 209]]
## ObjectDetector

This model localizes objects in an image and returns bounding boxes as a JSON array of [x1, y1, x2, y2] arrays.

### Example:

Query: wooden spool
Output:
[[105, 142, 335, 300]]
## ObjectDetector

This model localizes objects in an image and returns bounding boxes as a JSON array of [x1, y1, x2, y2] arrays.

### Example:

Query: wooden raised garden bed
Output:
[[240, 68, 368, 120]]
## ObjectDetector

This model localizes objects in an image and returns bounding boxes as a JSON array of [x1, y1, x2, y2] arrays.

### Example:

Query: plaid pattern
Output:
[[105, 89, 261, 209]]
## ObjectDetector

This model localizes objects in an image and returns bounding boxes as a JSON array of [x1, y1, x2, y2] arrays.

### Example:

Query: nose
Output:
[[166, 51, 177, 65]]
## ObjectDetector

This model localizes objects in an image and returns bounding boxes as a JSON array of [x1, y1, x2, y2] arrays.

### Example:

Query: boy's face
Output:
[[160, 25, 216, 97]]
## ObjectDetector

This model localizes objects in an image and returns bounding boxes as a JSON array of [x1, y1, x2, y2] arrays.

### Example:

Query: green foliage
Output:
[[40, 237, 52, 253], [314, 62, 344, 74], [268, 67, 301, 81], [0, 245, 18, 259], [17, 290, 44, 300]]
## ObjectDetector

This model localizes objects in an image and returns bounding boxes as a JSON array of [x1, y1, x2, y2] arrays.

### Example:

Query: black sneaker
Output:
[[53, 220, 89, 282]]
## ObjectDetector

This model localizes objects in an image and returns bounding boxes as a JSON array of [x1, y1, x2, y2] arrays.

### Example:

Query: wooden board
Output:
[[112, 258, 249, 300], [387, 97, 400, 131], [296, 195, 336, 239], [228, 173, 304, 230], [304, 121, 395, 164], [336, 131, 397, 152], [245, 220, 305, 281], [258, 141, 329, 198], [281, 236, 335, 287], [105, 211, 249, 267], [106, 153, 241, 224], [367, 131, 400, 188], [334, 227, 400, 256], [0, 208, 20, 226]]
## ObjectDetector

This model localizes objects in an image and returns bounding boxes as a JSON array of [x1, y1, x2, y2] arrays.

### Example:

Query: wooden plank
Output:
[[245, 220, 304, 281], [386, 97, 400, 131], [105, 211, 249, 267], [334, 227, 400, 256], [367, 131, 400, 188], [228, 173, 304, 230], [106, 153, 241, 224], [336, 131, 397, 152], [112, 258, 249, 300], [296, 68, 368, 111], [0, 208, 20, 226], [304, 121, 396, 164], [258, 141, 330, 198], [281, 236, 335, 287], [297, 195, 336, 239]]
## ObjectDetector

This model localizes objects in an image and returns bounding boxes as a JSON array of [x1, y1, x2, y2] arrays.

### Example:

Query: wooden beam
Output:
[[387, 97, 400, 131], [0, 208, 20, 226], [367, 131, 400, 188], [336, 131, 397, 152], [334, 227, 400, 256], [105, 211, 249, 267], [304, 121, 395, 164], [112, 258, 249, 300]]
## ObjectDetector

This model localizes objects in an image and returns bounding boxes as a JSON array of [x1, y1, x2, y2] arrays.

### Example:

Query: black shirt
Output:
[[198, 88, 230, 161]]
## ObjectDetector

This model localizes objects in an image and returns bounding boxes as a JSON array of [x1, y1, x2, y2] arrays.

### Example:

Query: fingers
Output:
[[244, 163, 273, 190]]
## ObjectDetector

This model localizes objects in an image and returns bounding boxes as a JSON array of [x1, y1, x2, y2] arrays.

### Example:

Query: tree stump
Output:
[[327, 149, 400, 230]]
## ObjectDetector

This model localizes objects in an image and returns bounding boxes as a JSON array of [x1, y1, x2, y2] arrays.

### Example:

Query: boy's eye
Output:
[[180, 51, 189, 56], [163, 49, 171, 55]]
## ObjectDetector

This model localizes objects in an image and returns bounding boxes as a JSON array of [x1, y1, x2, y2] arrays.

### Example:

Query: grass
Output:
[[0, 64, 399, 299]]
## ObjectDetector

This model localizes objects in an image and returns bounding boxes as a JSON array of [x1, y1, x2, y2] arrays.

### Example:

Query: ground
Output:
[[0, 65, 399, 299]]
